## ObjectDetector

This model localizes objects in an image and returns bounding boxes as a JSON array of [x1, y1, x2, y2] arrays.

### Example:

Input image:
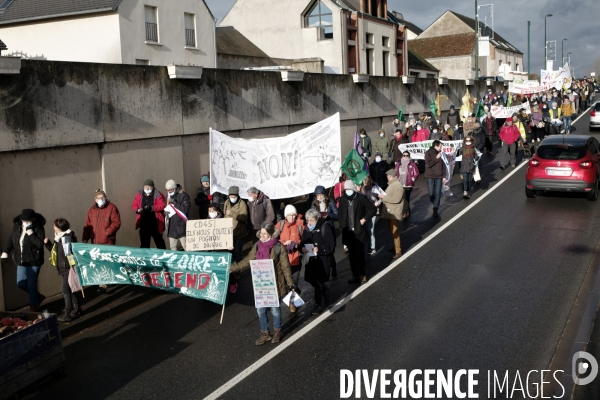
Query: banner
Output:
[[508, 82, 552, 94], [186, 219, 233, 251], [398, 140, 463, 160], [71, 244, 231, 305], [541, 64, 572, 89], [250, 259, 279, 308], [491, 102, 530, 118], [210, 113, 341, 199]]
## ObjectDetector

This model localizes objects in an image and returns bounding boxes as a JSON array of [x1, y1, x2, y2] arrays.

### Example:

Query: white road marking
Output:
[[204, 104, 597, 400]]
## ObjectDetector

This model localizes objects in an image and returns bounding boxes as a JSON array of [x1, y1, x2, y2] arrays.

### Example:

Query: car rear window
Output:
[[537, 145, 586, 160]]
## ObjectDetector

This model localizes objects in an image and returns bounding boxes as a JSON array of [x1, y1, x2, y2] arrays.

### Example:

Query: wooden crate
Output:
[[0, 311, 64, 399]]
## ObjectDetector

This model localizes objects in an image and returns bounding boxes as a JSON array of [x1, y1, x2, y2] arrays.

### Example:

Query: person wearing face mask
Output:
[[165, 179, 191, 251], [428, 124, 442, 141], [395, 152, 419, 219], [358, 129, 372, 159], [224, 186, 249, 293], [82, 189, 121, 294], [277, 205, 305, 299], [369, 152, 392, 191], [378, 169, 404, 259], [424, 141, 447, 217], [481, 113, 497, 154], [2, 208, 47, 311], [373, 128, 390, 160], [300, 209, 335, 315], [560, 97, 575, 134], [359, 176, 383, 256], [457, 136, 480, 199], [247, 186, 275, 243], [310, 185, 338, 223], [132, 179, 166, 249], [207, 203, 223, 219], [498, 118, 521, 170], [194, 174, 212, 219], [337, 180, 377, 285], [411, 121, 429, 143], [529, 105, 544, 143], [230, 222, 294, 345], [548, 101, 562, 135], [390, 129, 406, 165]]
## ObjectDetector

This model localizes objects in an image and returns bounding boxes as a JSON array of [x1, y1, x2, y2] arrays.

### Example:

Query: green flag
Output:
[[475, 102, 485, 118], [430, 100, 437, 119], [341, 149, 369, 185], [506, 93, 512, 107], [397, 106, 405, 122]]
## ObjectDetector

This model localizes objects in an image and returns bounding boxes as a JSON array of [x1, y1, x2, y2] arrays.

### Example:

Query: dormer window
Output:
[[305, 1, 333, 39]]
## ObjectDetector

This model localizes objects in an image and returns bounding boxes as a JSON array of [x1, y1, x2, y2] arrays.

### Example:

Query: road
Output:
[[33, 106, 600, 400]]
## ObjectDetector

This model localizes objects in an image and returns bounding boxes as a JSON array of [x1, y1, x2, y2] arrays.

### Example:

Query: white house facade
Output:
[[0, 0, 217, 67]]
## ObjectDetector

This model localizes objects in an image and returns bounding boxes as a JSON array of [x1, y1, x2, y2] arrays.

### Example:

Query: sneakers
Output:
[[71, 303, 82, 319], [58, 310, 72, 323], [271, 329, 282, 344], [537, 138, 541, 142], [361, 276, 367, 284], [347, 276, 361, 284], [255, 330, 271, 345], [229, 283, 238, 294], [343, 245, 348, 253], [432, 208, 439, 217], [368, 249, 377, 256]]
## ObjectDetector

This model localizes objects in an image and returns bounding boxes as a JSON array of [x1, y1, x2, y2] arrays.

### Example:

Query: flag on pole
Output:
[[353, 131, 364, 156], [341, 149, 369, 186], [475, 102, 486, 119], [397, 106, 405, 122], [429, 100, 437, 120], [506, 93, 512, 108]]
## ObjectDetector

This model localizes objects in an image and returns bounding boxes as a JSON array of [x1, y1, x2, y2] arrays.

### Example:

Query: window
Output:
[[515, 63, 519, 71], [366, 49, 374, 75], [136, 59, 150, 65], [184, 13, 196, 47], [305, 1, 333, 39], [382, 36, 390, 47], [366, 33, 374, 45], [499, 60, 502, 66], [0, 0, 14, 11], [382, 51, 389, 76], [427, 74, 436, 79], [145, 6, 158, 42]]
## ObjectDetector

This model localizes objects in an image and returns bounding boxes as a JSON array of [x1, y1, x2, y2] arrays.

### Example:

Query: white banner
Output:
[[479, 37, 490, 57], [398, 140, 463, 160], [490, 102, 530, 118], [540, 64, 572, 89], [210, 113, 341, 199], [508, 82, 552, 94]]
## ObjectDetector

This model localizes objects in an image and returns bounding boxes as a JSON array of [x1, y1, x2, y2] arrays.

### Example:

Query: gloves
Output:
[[1, 252, 7, 259], [143, 205, 152, 212]]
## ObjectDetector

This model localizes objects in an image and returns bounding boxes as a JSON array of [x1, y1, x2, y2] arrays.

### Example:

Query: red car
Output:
[[525, 135, 600, 200]]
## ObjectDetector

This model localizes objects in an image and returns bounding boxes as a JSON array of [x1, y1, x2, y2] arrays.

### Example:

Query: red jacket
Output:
[[412, 128, 430, 142], [131, 190, 166, 234], [278, 215, 305, 267], [82, 201, 121, 245], [499, 124, 521, 145]]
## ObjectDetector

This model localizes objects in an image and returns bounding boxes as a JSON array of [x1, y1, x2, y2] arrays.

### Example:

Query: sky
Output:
[[205, 0, 599, 78]]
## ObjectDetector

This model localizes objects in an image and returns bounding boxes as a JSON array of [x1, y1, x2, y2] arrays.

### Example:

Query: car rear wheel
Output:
[[525, 187, 536, 198], [587, 179, 599, 201]]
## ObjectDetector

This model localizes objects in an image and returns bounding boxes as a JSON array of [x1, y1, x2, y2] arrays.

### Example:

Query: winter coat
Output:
[[453, 128, 465, 141], [472, 128, 486, 152], [372, 134, 390, 157], [360, 135, 372, 158], [3, 213, 46, 267], [482, 117, 498, 136], [499, 124, 521, 145], [424, 148, 446, 179], [132, 189, 166, 234], [369, 159, 393, 190], [389, 121, 405, 137], [457, 145, 480, 173], [309, 198, 338, 222], [530, 112, 543, 128], [381, 178, 404, 221], [82, 201, 121, 245], [44, 231, 76, 276], [411, 128, 429, 142], [514, 118, 527, 140], [248, 191, 275, 230], [166, 186, 191, 239], [447, 111, 461, 128], [231, 230, 293, 299], [194, 186, 211, 219], [390, 138, 405, 163], [561, 103, 575, 117], [224, 198, 249, 240], [395, 160, 420, 187], [277, 215, 305, 267], [300, 218, 336, 280], [337, 192, 377, 245]]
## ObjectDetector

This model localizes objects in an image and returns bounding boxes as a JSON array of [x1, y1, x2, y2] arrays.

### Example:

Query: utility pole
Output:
[[544, 14, 552, 68], [475, 0, 479, 80], [527, 21, 530, 78], [561, 38, 567, 66]]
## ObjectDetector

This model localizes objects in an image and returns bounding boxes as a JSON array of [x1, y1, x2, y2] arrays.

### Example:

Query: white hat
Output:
[[284, 204, 297, 217], [344, 180, 356, 191], [165, 179, 177, 190]]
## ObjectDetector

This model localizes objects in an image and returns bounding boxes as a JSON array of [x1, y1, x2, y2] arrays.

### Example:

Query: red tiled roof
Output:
[[408, 33, 475, 59]]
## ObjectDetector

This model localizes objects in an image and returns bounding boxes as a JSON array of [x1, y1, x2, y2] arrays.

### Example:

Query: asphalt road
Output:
[[33, 105, 600, 400]]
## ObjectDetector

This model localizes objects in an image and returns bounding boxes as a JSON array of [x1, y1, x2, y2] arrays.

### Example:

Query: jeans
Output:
[[365, 215, 376, 250], [402, 186, 413, 214], [427, 178, 443, 209], [500, 142, 517, 167], [168, 237, 186, 251], [257, 305, 282, 331], [17, 265, 40, 306], [562, 116, 572, 133], [62, 274, 81, 311], [462, 172, 473, 192]]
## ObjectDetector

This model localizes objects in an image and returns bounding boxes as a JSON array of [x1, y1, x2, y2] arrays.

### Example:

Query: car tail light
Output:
[[579, 160, 594, 169], [529, 159, 540, 167], [592, 110, 596, 117]]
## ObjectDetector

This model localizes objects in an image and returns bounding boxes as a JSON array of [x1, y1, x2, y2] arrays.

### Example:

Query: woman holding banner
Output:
[[230, 222, 294, 345]]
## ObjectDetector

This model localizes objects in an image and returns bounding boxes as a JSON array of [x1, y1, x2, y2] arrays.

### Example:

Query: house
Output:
[[0, 0, 217, 67], [220, 0, 408, 76], [389, 12, 422, 40], [407, 49, 439, 79], [408, 10, 523, 80]]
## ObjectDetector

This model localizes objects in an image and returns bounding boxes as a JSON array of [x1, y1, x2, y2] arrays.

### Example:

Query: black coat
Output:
[[44, 231, 77, 275], [3, 213, 46, 267], [300, 218, 336, 283], [166, 187, 191, 239], [369, 159, 392, 190], [194, 187, 211, 219], [472, 128, 486, 152], [337, 192, 377, 245]]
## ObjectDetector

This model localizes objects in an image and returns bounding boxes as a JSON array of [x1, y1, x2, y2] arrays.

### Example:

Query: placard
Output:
[[186, 219, 233, 251], [250, 259, 279, 308]]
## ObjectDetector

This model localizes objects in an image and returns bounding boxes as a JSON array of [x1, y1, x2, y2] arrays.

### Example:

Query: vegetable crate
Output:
[[0, 311, 64, 399]]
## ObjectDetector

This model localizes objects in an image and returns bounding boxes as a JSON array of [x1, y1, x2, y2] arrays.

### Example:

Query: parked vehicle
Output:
[[526, 135, 600, 201], [591, 102, 600, 130]]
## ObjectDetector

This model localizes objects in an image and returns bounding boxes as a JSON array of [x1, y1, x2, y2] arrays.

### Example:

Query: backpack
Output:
[[278, 220, 303, 237]]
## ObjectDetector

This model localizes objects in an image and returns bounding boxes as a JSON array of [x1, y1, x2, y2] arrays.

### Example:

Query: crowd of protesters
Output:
[[1, 77, 595, 342]]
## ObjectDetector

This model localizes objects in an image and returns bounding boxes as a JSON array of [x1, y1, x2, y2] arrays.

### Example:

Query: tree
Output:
[[529, 73, 539, 81]]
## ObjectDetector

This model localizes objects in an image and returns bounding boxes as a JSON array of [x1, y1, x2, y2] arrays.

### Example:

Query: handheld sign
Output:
[[250, 259, 279, 308], [186, 219, 233, 251]]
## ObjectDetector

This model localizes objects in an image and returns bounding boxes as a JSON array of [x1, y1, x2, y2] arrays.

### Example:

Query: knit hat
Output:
[[450, 105, 455, 110], [314, 185, 326, 195], [165, 179, 177, 190], [385, 169, 397, 177], [284, 204, 297, 217], [344, 180, 356, 191], [143, 179, 155, 187], [228, 186, 239, 195], [94, 189, 106, 199], [200, 174, 210, 183]]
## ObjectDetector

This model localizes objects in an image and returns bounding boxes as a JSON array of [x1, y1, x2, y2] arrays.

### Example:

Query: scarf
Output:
[[54, 229, 71, 243], [318, 199, 327, 212], [462, 144, 475, 158], [398, 158, 410, 186], [256, 237, 277, 260]]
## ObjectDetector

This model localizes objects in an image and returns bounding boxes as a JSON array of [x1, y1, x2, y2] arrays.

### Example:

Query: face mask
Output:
[[229, 197, 238, 204], [247, 197, 254, 203], [433, 129, 438, 134], [345, 190, 354, 197], [168, 192, 175, 197], [22, 222, 31, 229], [307, 223, 316, 231], [208, 212, 218, 219], [552, 106, 557, 109], [360, 134, 366, 138], [375, 157, 382, 163], [466, 142, 472, 146], [96, 199, 106, 207], [380, 133, 385, 137], [417, 126, 422, 130], [144, 189, 152, 195]]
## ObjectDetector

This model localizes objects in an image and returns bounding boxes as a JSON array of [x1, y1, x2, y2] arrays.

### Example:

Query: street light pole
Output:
[[475, 0, 479, 80], [562, 38, 567, 66], [544, 14, 552, 68], [527, 21, 530, 78]]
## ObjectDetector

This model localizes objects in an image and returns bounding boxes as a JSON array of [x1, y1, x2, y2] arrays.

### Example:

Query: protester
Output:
[[337, 180, 376, 284], [498, 118, 521, 170], [165, 179, 191, 251], [379, 170, 404, 259], [530, 105, 544, 143], [82, 189, 121, 294], [411, 121, 429, 142], [207, 203, 223, 219], [369, 152, 391, 190], [247, 187, 275, 242], [230, 222, 294, 345], [301, 209, 335, 315], [517, 109, 532, 142], [132, 179, 166, 249], [472, 122, 486, 154], [395, 151, 419, 219], [373, 129, 390, 160], [444, 123, 454, 139], [457, 137, 479, 199], [429, 124, 442, 141], [360, 176, 383, 256], [44, 218, 81, 322], [548, 102, 562, 135], [224, 186, 249, 293], [424, 140, 447, 217], [359, 129, 372, 159], [194, 174, 212, 219], [560, 97, 575, 134], [390, 129, 405, 165], [1, 208, 46, 311], [278, 205, 304, 304], [481, 112, 497, 154], [389, 118, 404, 140], [447, 105, 461, 128]]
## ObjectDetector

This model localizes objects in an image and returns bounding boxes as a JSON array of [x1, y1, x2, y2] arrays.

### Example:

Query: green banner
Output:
[[71, 244, 231, 305]]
